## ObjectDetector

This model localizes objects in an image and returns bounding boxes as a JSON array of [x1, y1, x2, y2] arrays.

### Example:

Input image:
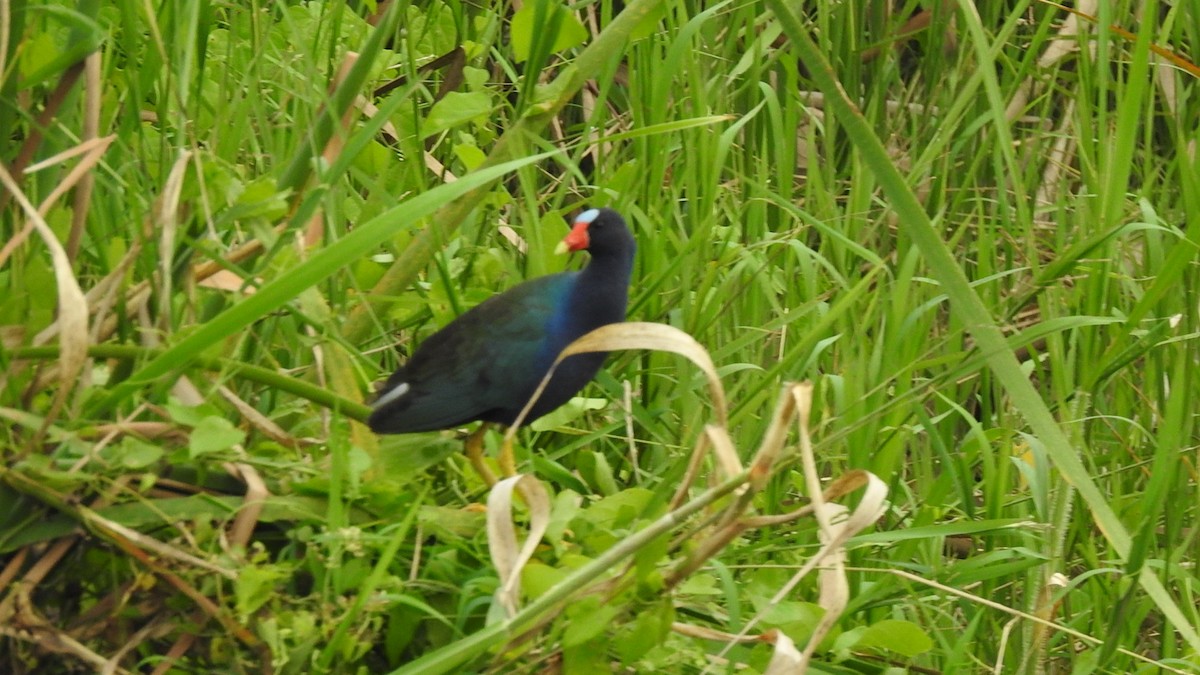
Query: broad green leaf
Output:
[[851, 619, 934, 658], [188, 417, 246, 458], [575, 488, 654, 530], [424, 91, 493, 138], [236, 565, 289, 618], [677, 573, 722, 596], [510, 1, 588, 63], [529, 396, 608, 431], [521, 561, 570, 599], [562, 596, 619, 647], [107, 437, 164, 469], [614, 601, 674, 662], [165, 399, 224, 427]]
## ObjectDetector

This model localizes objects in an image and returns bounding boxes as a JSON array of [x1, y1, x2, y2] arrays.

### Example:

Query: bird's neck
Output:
[[579, 250, 634, 289], [569, 251, 632, 319]]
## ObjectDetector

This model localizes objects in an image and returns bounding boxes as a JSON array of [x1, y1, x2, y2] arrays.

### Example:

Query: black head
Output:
[[560, 208, 635, 260]]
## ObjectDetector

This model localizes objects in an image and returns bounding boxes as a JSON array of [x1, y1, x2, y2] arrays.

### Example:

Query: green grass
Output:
[[2, 0, 1199, 672]]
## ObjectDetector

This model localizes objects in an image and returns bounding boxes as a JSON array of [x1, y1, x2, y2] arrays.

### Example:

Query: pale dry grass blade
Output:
[[487, 475, 551, 618], [2, 136, 113, 396], [223, 462, 270, 553], [507, 322, 729, 448], [704, 423, 743, 479], [0, 163, 89, 437], [0, 135, 115, 267], [747, 382, 799, 490], [704, 384, 889, 674], [1004, 1, 1094, 122], [156, 151, 192, 325], [79, 508, 237, 580], [762, 629, 803, 675]]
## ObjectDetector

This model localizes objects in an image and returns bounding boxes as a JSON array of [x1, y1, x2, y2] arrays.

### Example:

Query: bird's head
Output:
[[554, 208, 634, 258]]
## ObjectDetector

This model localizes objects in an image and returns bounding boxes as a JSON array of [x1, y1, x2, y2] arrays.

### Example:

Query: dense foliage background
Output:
[[2, 0, 1198, 672]]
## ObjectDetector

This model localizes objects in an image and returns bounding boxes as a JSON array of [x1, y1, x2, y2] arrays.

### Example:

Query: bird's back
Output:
[[368, 274, 576, 433]]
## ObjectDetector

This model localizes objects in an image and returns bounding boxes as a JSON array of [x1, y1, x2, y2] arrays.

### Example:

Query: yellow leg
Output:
[[498, 433, 517, 478], [465, 424, 498, 487]]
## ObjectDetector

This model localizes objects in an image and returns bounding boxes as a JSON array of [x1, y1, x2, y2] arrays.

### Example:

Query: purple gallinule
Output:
[[368, 208, 635, 482]]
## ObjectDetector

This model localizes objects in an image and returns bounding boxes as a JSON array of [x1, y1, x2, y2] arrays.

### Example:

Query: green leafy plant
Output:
[[3, 0, 1199, 673]]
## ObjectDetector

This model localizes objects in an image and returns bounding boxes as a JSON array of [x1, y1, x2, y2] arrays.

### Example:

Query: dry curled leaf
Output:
[[487, 474, 551, 618]]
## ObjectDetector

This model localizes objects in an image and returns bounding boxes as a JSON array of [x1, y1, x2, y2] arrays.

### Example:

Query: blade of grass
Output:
[[765, 0, 1200, 652]]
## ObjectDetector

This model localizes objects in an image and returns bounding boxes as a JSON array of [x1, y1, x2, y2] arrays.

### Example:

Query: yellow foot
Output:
[[465, 424, 498, 487], [498, 433, 517, 478]]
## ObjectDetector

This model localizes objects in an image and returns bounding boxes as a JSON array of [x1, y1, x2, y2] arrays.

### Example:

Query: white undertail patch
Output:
[[372, 382, 410, 409]]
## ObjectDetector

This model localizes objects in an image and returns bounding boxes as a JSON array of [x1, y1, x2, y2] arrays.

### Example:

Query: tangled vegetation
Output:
[[2, 1, 1198, 672]]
